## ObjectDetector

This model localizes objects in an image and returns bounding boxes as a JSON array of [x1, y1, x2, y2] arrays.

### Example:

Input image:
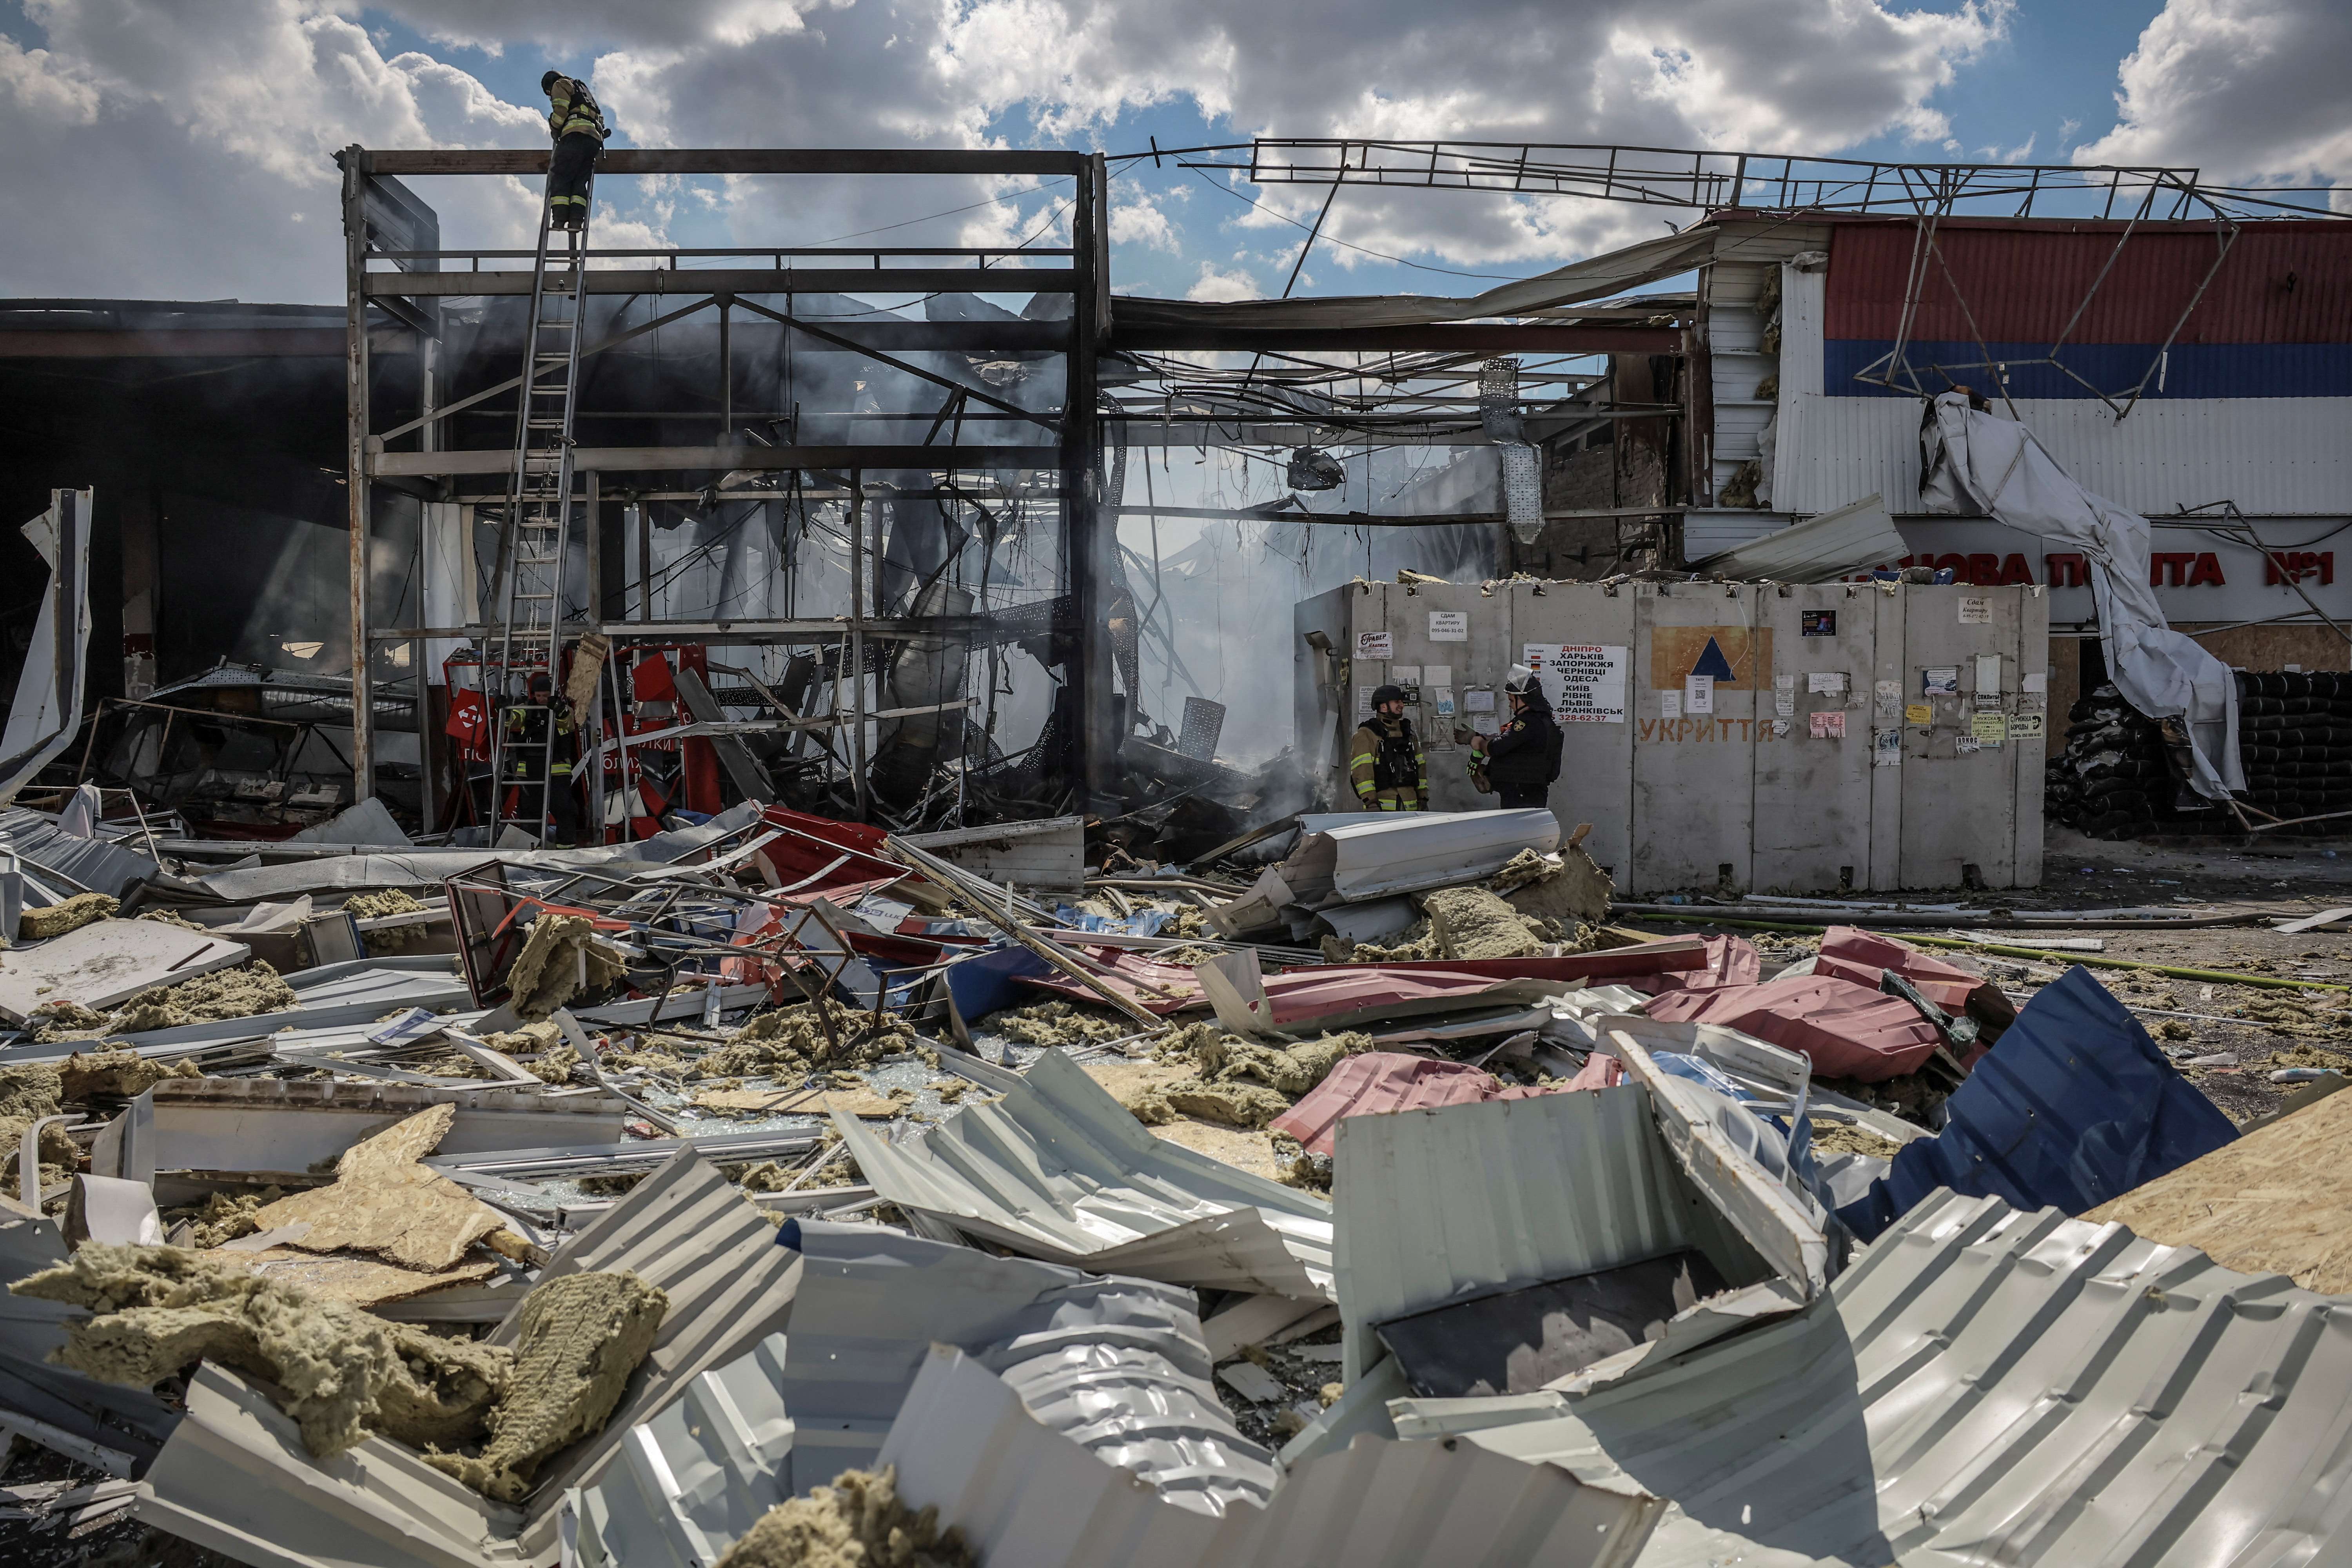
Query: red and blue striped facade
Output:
[[1818, 218, 2352, 399]]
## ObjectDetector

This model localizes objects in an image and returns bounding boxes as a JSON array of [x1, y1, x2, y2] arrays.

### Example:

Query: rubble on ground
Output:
[[0, 787, 2344, 1567]]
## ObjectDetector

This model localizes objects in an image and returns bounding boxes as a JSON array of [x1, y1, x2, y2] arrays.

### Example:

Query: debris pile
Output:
[[0, 787, 2341, 1568]]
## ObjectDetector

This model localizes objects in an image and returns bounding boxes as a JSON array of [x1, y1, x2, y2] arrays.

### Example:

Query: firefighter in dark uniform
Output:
[[505, 671, 581, 844], [1348, 684, 1428, 811], [1471, 664, 1564, 809], [541, 71, 608, 231]]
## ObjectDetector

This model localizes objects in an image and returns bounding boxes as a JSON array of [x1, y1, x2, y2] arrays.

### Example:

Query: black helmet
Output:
[[541, 69, 564, 93], [1369, 684, 1408, 709]]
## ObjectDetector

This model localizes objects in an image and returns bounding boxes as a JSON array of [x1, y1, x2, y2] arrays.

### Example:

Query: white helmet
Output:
[[1504, 664, 1539, 695]]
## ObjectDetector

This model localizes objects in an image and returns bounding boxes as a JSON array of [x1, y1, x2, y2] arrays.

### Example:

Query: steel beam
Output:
[[368, 269, 1076, 298], [370, 445, 1060, 478], [354, 149, 1089, 177], [1068, 154, 1113, 807], [341, 149, 376, 802], [1110, 323, 1681, 353]]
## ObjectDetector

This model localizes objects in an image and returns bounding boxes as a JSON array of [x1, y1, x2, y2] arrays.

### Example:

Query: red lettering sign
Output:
[[2265, 551, 2334, 587]]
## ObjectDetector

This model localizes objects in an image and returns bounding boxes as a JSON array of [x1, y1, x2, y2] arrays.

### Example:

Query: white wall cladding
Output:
[[1769, 263, 2352, 518]]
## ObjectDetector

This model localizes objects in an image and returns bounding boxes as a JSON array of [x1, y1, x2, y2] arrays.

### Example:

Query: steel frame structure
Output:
[[1148, 138, 2344, 222], [337, 145, 1111, 821]]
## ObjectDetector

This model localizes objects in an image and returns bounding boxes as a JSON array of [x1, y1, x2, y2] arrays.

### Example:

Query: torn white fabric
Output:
[[1922, 394, 2241, 798]]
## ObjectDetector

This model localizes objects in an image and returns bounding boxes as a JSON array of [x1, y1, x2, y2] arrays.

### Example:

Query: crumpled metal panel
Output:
[[1642, 971, 1944, 1081], [568, 1333, 793, 1568], [194, 802, 768, 900], [0, 807, 163, 900], [1391, 1187, 2352, 1566], [876, 1345, 1666, 1568], [840, 1047, 1334, 1298], [1840, 965, 2237, 1240], [133, 1364, 521, 1568], [0, 958, 476, 1058], [1686, 492, 1908, 582], [1331, 1086, 1800, 1389], [568, 1223, 1276, 1568], [129, 1150, 796, 1568], [770, 1220, 1274, 1510], [1271, 1051, 1572, 1156], [1275, 809, 1559, 907]]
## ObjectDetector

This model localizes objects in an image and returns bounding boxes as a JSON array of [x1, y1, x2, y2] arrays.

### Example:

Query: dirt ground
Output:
[[1642, 826, 2352, 1127]]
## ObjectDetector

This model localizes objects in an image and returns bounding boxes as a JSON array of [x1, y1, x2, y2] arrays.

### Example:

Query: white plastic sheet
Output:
[[1923, 393, 2241, 798]]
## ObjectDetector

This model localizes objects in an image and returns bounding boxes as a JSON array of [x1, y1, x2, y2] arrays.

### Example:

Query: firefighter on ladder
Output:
[[1348, 684, 1428, 811], [505, 671, 581, 845], [540, 70, 608, 231]]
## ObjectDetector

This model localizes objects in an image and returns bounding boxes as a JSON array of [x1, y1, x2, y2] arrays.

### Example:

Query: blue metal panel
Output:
[[1839, 965, 2236, 1240], [943, 943, 1051, 1020], [1824, 339, 2352, 399]]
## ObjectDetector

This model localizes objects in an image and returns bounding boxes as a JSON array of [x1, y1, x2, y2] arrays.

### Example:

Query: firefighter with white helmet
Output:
[[1469, 663, 1563, 809]]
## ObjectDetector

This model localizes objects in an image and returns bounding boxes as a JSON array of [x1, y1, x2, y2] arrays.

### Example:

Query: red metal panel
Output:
[[1822, 218, 2352, 345], [1642, 972, 1944, 1081], [1270, 1051, 1618, 1155]]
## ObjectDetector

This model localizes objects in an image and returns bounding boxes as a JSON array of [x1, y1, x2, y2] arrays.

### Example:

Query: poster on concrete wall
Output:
[[1525, 642, 1627, 723]]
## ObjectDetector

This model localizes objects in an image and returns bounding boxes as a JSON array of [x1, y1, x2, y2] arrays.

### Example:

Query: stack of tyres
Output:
[[2045, 684, 2178, 840], [2236, 670, 2352, 837]]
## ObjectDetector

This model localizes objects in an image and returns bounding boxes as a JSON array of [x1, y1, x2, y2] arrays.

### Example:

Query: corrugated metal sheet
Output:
[[841, 1047, 1334, 1298], [876, 1346, 1667, 1568], [1270, 1052, 1573, 1156], [1688, 494, 1907, 581], [0, 808, 168, 900], [572, 1223, 1278, 1568], [1842, 965, 2237, 1239], [1824, 220, 2352, 345], [568, 1333, 793, 1568], [1642, 972, 1945, 1081], [1330, 1085, 1817, 1389], [770, 1220, 1273, 1509], [1390, 1187, 2352, 1566], [1768, 259, 2352, 515], [131, 1150, 798, 1568], [134, 1365, 518, 1568]]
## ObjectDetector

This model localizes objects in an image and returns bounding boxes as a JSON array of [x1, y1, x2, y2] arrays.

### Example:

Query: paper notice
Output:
[[1873, 728, 1902, 766], [1684, 674, 1715, 715], [1975, 653, 2002, 694], [1428, 611, 1468, 642], [1807, 671, 1848, 695], [2022, 672, 2047, 693], [1810, 710, 1846, 739], [1971, 711, 2007, 746], [1356, 630, 1393, 658], [1874, 679, 1901, 717], [1904, 702, 1933, 725], [1959, 596, 1992, 624], [1390, 665, 1420, 685], [2012, 711, 2046, 739], [1922, 666, 1959, 696], [1660, 690, 1683, 720], [1464, 688, 1495, 713], [1775, 691, 1797, 717], [1774, 672, 1797, 691], [1546, 643, 1629, 724], [1423, 664, 1453, 688]]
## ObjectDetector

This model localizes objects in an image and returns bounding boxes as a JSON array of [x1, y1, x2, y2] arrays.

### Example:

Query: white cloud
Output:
[[1185, 260, 1261, 301], [2075, 0, 2352, 193], [0, 0, 2037, 300]]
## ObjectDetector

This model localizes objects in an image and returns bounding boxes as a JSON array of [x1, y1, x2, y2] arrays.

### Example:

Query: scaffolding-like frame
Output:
[[336, 145, 1111, 821]]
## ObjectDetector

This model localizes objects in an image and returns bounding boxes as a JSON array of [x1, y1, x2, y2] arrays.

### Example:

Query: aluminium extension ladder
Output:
[[482, 175, 592, 842]]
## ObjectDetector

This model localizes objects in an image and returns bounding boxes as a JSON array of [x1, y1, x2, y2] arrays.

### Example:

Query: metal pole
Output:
[[1066, 152, 1113, 807], [633, 502, 652, 621], [849, 469, 870, 820], [719, 300, 732, 442], [583, 469, 599, 633], [340, 147, 376, 802]]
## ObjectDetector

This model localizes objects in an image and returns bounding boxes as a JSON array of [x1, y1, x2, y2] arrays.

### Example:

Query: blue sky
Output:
[[0, 0, 2340, 307]]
